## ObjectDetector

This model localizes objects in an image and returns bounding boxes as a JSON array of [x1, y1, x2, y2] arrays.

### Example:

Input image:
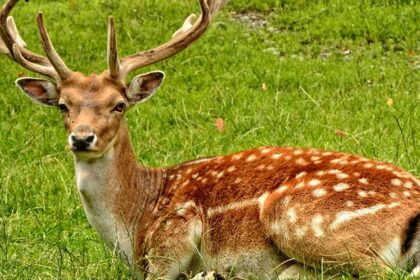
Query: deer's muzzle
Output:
[[69, 125, 97, 151]]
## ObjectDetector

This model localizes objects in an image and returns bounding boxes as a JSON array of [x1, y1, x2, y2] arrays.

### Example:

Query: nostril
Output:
[[70, 134, 95, 151], [86, 135, 95, 143]]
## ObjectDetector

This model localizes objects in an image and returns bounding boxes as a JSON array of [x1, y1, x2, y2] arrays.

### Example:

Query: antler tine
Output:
[[7, 16, 25, 47], [0, 0, 49, 65], [107, 16, 120, 79], [36, 13, 72, 81], [172, 14, 197, 39], [12, 43, 59, 79], [0, 0, 19, 55], [117, 0, 213, 80]]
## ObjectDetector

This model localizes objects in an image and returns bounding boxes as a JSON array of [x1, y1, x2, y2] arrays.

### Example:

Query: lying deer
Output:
[[1, 0, 419, 279]]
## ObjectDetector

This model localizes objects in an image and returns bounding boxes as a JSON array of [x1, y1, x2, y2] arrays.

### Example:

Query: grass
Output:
[[0, 0, 419, 279]]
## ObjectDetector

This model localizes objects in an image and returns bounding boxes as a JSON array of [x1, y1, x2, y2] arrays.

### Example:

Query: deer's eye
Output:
[[58, 103, 69, 113], [112, 102, 126, 113]]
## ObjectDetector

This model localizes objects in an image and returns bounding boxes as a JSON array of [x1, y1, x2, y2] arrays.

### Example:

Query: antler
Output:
[[108, 0, 225, 80], [0, 0, 72, 83], [1, 0, 227, 83]]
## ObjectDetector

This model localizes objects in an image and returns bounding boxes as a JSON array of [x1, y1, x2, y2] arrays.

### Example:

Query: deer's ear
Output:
[[126, 71, 165, 104], [15, 78, 59, 106]]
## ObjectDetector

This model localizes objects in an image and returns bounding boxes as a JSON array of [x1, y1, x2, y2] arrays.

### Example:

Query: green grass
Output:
[[0, 0, 419, 279]]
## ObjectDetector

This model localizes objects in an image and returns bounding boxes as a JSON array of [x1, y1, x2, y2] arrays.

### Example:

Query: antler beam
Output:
[[108, 0, 215, 80]]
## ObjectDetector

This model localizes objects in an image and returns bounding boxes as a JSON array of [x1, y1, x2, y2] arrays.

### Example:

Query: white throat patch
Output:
[[74, 147, 134, 265]]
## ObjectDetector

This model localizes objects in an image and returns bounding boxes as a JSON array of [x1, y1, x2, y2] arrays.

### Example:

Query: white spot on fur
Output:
[[287, 208, 297, 223], [282, 196, 291, 206], [330, 158, 342, 164], [403, 181, 413, 189], [208, 198, 258, 217], [227, 166, 236, 173], [192, 173, 199, 179], [271, 153, 282, 159], [368, 191, 376, 196], [296, 158, 309, 166], [336, 173, 349, 179], [185, 168, 193, 175], [346, 201, 354, 207], [271, 221, 289, 238], [330, 204, 386, 229], [313, 189, 327, 198], [322, 152, 333, 156], [285, 155, 292, 160], [234, 178, 242, 184], [388, 202, 400, 208], [296, 227, 307, 238], [364, 163, 374, 168], [296, 172, 307, 179], [358, 178, 368, 185], [311, 215, 324, 237], [257, 164, 266, 170], [403, 191, 411, 197], [358, 191, 368, 198], [327, 169, 341, 175], [389, 192, 398, 198], [376, 165, 387, 170], [308, 179, 321, 187], [333, 183, 350, 192], [258, 192, 269, 208], [182, 158, 212, 166], [260, 147, 272, 154], [246, 154, 257, 162], [277, 185, 288, 193], [293, 150, 304, 155], [176, 200, 195, 215], [353, 172, 361, 177], [295, 182, 305, 189], [217, 171, 224, 179], [232, 153, 243, 161], [391, 178, 402, 186], [181, 180, 190, 188], [311, 156, 321, 161], [316, 170, 326, 176]]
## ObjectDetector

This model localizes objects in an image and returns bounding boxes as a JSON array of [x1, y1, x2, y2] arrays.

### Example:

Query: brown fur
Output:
[[11, 71, 420, 278], [121, 144, 419, 277]]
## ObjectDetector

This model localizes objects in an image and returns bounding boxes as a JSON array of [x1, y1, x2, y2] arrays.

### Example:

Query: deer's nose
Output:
[[69, 125, 96, 151]]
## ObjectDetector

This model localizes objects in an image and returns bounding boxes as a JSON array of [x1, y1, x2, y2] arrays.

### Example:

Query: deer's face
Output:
[[15, 71, 164, 159]]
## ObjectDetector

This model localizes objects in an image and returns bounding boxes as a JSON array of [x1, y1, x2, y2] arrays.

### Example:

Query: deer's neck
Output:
[[73, 120, 166, 265]]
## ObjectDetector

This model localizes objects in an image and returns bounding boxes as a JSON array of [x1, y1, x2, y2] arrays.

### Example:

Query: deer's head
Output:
[[0, 0, 217, 159]]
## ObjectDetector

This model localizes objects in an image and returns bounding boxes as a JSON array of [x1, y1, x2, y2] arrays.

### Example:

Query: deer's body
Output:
[[76, 107, 420, 278], [1, 0, 419, 278]]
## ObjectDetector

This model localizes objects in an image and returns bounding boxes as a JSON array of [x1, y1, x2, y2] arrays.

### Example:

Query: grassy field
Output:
[[0, 0, 419, 279]]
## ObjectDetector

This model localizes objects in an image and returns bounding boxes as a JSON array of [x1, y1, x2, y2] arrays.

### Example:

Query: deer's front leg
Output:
[[145, 213, 202, 280]]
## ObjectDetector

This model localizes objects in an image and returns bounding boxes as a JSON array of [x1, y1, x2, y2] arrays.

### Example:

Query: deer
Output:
[[1, 0, 419, 279]]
